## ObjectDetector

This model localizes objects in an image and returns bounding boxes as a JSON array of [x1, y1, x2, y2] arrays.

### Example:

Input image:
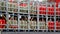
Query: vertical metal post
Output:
[[28, 0, 30, 31], [46, 2, 48, 32], [37, 1, 39, 30], [17, 0, 20, 31], [6, 0, 9, 30], [54, 2, 56, 32], [12, 1, 14, 30]]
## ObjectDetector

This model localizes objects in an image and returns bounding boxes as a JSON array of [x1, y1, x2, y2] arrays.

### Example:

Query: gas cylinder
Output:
[[39, 18, 46, 30], [56, 21, 60, 30], [48, 19, 54, 30], [0, 19, 6, 29], [0, 16, 6, 29]]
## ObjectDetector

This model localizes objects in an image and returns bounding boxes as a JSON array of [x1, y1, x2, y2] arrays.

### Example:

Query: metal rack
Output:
[[0, 0, 60, 32]]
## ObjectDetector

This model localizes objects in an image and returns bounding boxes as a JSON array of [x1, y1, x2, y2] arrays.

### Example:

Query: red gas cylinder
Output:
[[56, 0, 60, 3], [39, 6, 46, 15], [56, 11, 60, 15], [48, 21, 54, 30], [0, 19, 6, 29], [56, 21, 60, 30], [48, 11, 54, 15], [56, 8, 60, 15], [56, 21, 59, 26], [48, 7, 54, 15]]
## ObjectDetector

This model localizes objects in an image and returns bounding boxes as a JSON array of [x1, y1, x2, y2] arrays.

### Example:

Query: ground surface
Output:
[[1, 32, 60, 34]]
